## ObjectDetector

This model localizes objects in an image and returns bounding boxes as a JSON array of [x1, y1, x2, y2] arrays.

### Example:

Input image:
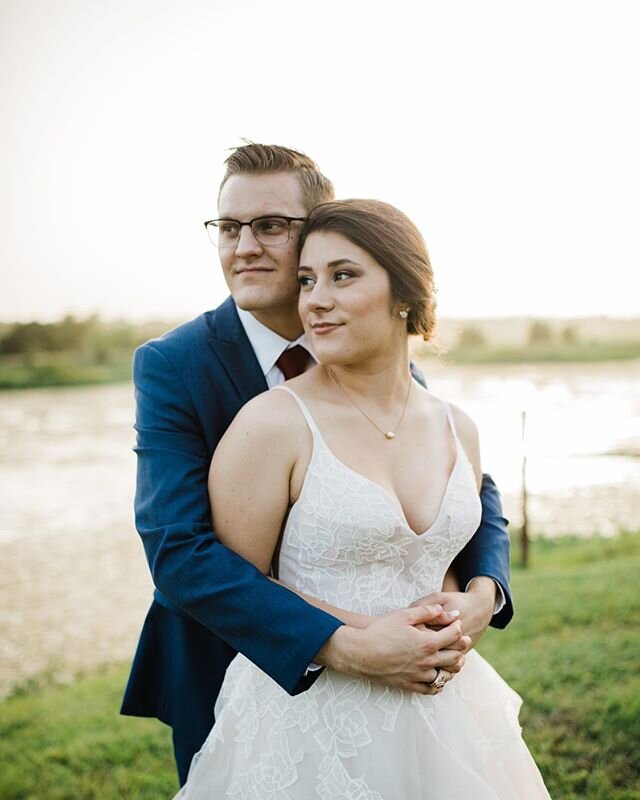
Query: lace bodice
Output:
[[176, 388, 552, 800], [276, 387, 482, 616]]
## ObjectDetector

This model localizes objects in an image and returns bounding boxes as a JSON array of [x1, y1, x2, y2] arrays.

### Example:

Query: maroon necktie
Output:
[[276, 346, 310, 380]]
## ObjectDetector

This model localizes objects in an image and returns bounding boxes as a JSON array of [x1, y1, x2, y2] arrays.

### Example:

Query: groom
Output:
[[121, 143, 513, 785]]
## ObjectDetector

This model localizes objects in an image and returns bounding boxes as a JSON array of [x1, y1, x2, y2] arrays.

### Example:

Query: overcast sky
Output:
[[1, 0, 638, 322]]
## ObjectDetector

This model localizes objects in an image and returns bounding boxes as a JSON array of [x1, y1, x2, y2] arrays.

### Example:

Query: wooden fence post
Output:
[[521, 409, 530, 568]]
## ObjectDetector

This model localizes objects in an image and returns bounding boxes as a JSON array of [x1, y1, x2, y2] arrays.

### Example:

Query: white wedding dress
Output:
[[175, 389, 551, 799]]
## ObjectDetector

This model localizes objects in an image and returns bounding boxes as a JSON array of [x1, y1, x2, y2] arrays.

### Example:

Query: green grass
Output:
[[0, 666, 177, 799], [1, 535, 639, 799], [478, 533, 640, 799], [0, 359, 132, 389]]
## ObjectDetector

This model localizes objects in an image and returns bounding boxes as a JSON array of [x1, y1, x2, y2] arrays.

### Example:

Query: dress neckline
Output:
[[316, 437, 461, 538], [275, 385, 466, 538]]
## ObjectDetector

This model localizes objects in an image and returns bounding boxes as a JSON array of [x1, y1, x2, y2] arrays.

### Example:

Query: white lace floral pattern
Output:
[[175, 390, 551, 800]]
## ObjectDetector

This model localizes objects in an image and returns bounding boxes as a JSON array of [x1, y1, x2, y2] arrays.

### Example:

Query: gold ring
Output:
[[428, 668, 447, 691]]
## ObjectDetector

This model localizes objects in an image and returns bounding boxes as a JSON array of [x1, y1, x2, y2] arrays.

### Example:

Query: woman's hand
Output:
[[411, 579, 496, 648], [316, 604, 469, 695]]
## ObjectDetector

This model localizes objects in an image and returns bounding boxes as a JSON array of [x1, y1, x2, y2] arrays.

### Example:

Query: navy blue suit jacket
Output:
[[121, 297, 513, 746]]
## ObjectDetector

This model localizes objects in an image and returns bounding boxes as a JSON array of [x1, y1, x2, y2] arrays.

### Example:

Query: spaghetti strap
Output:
[[272, 385, 320, 435], [444, 402, 458, 438]]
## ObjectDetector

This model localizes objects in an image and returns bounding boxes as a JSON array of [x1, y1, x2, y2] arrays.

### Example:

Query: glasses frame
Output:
[[203, 215, 307, 249]]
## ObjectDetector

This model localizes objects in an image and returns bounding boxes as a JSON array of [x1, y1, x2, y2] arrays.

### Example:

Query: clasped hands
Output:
[[318, 579, 496, 696]]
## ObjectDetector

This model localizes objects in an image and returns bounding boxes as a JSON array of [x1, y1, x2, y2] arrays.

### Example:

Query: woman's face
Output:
[[298, 231, 404, 366]]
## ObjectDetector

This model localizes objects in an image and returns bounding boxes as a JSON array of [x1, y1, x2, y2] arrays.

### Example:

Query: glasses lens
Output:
[[251, 217, 290, 246], [207, 220, 240, 248]]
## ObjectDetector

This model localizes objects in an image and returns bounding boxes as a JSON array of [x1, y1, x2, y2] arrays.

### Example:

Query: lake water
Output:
[[423, 359, 640, 537], [1, 360, 639, 696]]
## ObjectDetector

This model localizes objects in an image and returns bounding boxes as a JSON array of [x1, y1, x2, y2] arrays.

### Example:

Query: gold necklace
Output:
[[325, 366, 412, 440]]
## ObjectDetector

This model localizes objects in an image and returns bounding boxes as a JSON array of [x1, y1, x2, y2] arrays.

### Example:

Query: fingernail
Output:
[[449, 610, 460, 617]]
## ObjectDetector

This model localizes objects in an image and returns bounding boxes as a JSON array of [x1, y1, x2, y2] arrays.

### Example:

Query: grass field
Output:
[[1, 535, 638, 799], [478, 534, 640, 799], [0, 358, 132, 389]]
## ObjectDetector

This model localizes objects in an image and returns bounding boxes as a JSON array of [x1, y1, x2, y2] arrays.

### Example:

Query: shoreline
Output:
[[0, 362, 132, 391], [2, 351, 640, 390]]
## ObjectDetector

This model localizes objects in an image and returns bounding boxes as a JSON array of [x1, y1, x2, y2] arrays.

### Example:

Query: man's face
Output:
[[217, 172, 307, 329]]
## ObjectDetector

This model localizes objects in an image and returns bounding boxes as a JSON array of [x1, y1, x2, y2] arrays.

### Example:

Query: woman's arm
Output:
[[208, 391, 295, 574], [441, 568, 461, 592], [209, 390, 372, 629]]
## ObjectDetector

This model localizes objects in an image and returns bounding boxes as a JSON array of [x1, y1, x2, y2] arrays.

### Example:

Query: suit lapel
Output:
[[207, 297, 268, 401]]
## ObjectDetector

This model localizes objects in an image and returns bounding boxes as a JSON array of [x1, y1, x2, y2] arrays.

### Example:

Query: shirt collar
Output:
[[236, 305, 314, 377]]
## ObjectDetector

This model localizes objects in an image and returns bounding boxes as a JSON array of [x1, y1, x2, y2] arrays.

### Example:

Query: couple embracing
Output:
[[121, 143, 550, 798]]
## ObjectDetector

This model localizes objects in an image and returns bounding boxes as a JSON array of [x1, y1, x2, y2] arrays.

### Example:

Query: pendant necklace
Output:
[[325, 366, 412, 440]]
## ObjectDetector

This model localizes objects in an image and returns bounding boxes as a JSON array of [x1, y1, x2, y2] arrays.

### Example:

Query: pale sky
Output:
[[1, 0, 639, 322]]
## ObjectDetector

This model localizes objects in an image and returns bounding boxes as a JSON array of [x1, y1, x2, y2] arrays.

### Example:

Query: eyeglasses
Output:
[[204, 216, 307, 249]]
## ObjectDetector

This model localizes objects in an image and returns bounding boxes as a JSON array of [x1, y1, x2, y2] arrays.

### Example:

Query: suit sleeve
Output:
[[451, 474, 514, 628], [133, 342, 342, 695]]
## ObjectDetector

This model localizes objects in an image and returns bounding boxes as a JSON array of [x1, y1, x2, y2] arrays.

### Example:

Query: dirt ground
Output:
[[0, 524, 152, 699]]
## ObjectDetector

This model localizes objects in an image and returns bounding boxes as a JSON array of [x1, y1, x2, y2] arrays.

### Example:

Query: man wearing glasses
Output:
[[121, 143, 512, 785]]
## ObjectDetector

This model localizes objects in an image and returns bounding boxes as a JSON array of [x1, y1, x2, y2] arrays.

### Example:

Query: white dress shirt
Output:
[[236, 307, 315, 387], [236, 305, 504, 615]]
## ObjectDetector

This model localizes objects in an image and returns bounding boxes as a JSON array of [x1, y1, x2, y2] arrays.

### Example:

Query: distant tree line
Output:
[[528, 322, 578, 345], [0, 316, 166, 363], [456, 321, 579, 350]]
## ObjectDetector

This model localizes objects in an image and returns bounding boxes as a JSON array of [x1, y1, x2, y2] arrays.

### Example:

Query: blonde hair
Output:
[[219, 142, 334, 212]]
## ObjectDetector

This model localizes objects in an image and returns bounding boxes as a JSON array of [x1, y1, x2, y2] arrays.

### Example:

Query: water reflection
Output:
[[0, 384, 136, 543]]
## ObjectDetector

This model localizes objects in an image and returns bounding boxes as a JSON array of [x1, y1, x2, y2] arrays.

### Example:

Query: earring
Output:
[[399, 309, 409, 319]]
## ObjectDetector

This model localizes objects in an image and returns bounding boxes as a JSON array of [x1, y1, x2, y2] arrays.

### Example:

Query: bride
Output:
[[175, 199, 551, 799]]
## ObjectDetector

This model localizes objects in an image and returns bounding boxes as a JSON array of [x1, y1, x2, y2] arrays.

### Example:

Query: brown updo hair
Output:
[[298, 199, 436, 341]]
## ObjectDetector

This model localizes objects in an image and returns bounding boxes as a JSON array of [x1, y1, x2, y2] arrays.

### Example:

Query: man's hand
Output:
[[315, 604, 471, 695], [411, 577, 497, 648]]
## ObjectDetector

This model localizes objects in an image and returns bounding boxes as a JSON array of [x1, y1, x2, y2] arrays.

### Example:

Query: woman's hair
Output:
[[219, 142, 335, 212], [298, 199, 436, 341]]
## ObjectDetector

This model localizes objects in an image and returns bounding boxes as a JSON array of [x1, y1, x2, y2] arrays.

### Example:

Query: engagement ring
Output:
[[428, 668, 448, 691]]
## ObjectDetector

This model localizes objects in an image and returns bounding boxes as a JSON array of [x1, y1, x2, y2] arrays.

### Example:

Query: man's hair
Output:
[[219, 142, 335, 212]]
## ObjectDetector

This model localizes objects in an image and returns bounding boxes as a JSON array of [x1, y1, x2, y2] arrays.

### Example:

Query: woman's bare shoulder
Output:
[[415, 385, 478, 436], [219, 386, 310, 451], [447, 402, 479, 442], [210, 388, 311, 503], [416, 388, 482, 483]]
